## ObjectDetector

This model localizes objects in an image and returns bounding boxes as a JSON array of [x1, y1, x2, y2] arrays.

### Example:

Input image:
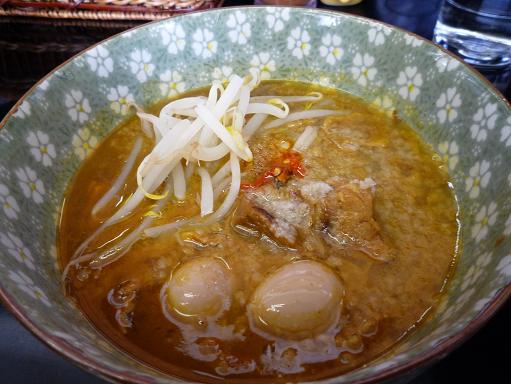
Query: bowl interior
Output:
[[0, 6, 510, 384]]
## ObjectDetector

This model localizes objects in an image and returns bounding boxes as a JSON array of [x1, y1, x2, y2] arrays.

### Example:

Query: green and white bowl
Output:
[[0, 6, 510, 384]]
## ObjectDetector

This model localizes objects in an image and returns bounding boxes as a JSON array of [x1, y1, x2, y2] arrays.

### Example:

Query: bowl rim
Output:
[[1, 5, 510, 384]]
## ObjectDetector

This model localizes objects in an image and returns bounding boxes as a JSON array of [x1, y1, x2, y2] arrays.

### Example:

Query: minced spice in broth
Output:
[[59, 81, 459, 382]]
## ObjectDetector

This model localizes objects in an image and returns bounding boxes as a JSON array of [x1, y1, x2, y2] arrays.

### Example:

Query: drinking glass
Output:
[[433, 0, 511, 91]]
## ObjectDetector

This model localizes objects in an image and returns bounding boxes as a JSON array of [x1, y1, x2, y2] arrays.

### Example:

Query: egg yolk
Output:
[[248, 260, 344, 340], [166, 257, 233, 321]]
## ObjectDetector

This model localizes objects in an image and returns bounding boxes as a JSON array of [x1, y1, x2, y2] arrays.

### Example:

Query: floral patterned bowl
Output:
[[0, 6, 510, 384]]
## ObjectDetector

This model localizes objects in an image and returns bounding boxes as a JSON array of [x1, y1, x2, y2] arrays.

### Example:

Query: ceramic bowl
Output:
[[0, 6, 510, 384]]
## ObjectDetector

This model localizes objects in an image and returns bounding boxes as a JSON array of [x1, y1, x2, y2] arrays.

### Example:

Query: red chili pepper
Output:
[[241, 151, 306, 190]]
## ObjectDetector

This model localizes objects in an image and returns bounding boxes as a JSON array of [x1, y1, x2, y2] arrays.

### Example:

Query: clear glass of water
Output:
[[433, 0, 511, 91]]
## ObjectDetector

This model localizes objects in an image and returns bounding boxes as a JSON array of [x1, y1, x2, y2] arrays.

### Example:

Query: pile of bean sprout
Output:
[[62, 70, 344, 283]]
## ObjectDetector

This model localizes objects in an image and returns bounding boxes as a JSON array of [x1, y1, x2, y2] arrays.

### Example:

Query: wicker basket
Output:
[[0, 0, 223, 20]]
